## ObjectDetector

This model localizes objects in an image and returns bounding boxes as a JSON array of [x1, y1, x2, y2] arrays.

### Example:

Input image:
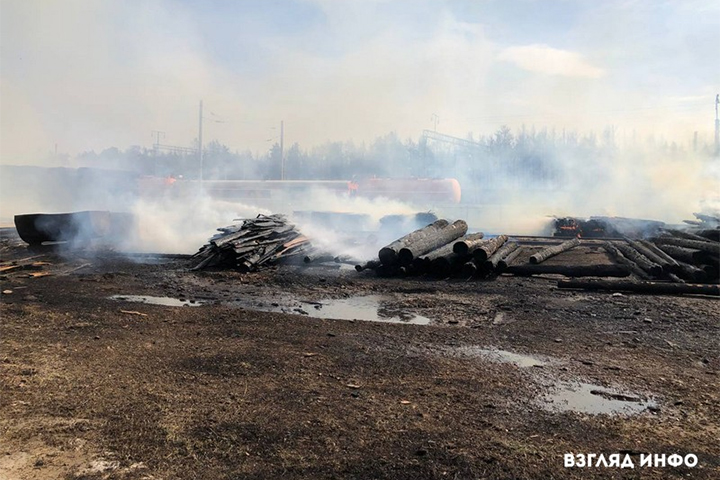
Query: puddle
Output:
[[541, 381, 656, 415], [109, 295, 204, 307], [237, 295, 432, 325], [454, 346, 549, 367]]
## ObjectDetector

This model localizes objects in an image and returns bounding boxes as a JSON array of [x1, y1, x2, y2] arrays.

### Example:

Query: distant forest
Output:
[[74, 126, 715, 189]]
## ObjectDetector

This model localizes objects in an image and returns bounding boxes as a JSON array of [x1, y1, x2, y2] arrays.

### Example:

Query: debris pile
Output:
[[356, 218, 720, 295], [192, 214, 311, 271], [553, 216, 665, 238]]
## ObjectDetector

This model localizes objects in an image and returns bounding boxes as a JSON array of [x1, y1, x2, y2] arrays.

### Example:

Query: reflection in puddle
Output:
[[457, 347, 549, 367], [541, 381, 656, 415], [238, 295, 431, 325], [109, 295, 204, 307]]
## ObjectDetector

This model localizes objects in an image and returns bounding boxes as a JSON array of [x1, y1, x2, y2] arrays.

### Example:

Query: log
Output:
[[483, 242, 520, 273], [375, 264, 402, 277], [602, 242, 651, 280], [557, 279, 719, 296], [497, 247, 523, 272], [415, 232, 477, 273], [654, 236, 720, 255], [702, 264, 719, 283], [529, 237, 580, 264], [613, 241, 663, 277], [303, 254, 335, 264], [473, 235, 509, 262], [355, 260, 381, 272], [505, 264, 631, 278], [629, 240, 673, 270], [696, 229, 720, 242], [461, 260, 478, 277], [674, 261, 708, 283], [666, 273, 685, 283], [378, 219, 449, 265], [637, 240, 680, 270], [430, 253, 469, 277], [398, 220, 468, 266], [334, 254, 358, 264], [452, 232, 486, 255], [667, 229, 719, 243], [656, 244, 706, 265]]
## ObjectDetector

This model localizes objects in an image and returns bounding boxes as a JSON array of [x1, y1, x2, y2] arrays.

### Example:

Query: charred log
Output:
[[666, 229, 718, 243], [613, 241, 663, 277], [696, 229, 720, 242], [506, 264, 631, 277], [355, 260, 381, 272], [654, 236, 720, 256], [631, 239, 676, 271], [602, 242, 651, 280], [673, 260, 708, 283], [461, 260, 478, 277], [557, 279, 719, 296], [637, 240, 680, 270], [656, 244, 707, 265], [529, 237, 580, 265], [304, 254, 335, 264]]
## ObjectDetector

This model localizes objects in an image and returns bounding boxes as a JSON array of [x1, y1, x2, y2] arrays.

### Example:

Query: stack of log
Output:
[[357, 219, 524, 278], [560, 228, 720, 295], [596, 230, 720, 284], [192, 214, 311, 271]]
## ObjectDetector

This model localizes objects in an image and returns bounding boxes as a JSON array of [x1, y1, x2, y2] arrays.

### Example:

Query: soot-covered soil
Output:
[[1, 242, 718, 479]]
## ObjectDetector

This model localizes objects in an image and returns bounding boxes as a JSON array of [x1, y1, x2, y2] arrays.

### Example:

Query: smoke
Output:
[[1, 1, 717, 251], [2, 1, 716, 162]]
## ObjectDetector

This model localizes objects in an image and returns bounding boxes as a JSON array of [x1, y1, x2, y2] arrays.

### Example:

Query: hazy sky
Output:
[[1, 0, 718, 162]]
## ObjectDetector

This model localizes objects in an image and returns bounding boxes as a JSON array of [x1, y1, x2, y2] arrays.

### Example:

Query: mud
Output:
[[1, 240, 719, 479]]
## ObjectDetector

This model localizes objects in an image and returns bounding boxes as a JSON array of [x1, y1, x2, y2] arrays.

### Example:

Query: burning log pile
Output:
[[553, 216, 665, 238], [192, 214, 311, 271]]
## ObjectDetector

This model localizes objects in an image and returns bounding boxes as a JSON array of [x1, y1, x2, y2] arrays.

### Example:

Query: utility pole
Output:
[[198, 100, 204, 181], [151, 130, 165, 176], [280, 120, 284, 180]]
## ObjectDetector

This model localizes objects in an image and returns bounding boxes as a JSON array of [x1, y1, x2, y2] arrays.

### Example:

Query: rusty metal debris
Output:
[[192, 214, 311, 271]]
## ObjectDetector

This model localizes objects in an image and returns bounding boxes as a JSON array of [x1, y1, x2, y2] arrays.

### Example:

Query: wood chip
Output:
[[346, 384, 361, 389], [303, 352, 319, 357], [120, 310, 148, 317], [400, 400, 411, 405]]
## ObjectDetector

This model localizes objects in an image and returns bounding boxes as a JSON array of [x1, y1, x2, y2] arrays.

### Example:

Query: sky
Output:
[[1, 0, 718, 163]]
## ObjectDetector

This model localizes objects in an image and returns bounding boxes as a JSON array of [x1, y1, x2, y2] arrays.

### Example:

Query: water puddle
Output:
[[109, 295, 204, 307], [238, 295, 432, 325], [454, 346, 549, 368], [541, 381, 656, 415]]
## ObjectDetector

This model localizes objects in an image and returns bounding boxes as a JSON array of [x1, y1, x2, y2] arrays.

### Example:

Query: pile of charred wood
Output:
[[601, 230, 719, 283], [355, 219, 720, 295], [192, 214, 311, 271], [553, 216, 665, 238], [356, 219, 596, 279], [560, 228, 719, 296]]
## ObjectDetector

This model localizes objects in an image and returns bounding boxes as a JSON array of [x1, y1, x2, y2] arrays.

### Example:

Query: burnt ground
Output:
[[1, 239, 719, 479]]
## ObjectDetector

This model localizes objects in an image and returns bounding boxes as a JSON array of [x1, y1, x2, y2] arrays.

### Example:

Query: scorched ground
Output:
[[0, 241, 718, 480]]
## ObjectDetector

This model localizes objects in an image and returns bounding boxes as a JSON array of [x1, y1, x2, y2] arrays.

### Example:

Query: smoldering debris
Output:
[[191, 214, 311, 271], [354, 216, 719, 295], [553, 216, 666, 239]]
